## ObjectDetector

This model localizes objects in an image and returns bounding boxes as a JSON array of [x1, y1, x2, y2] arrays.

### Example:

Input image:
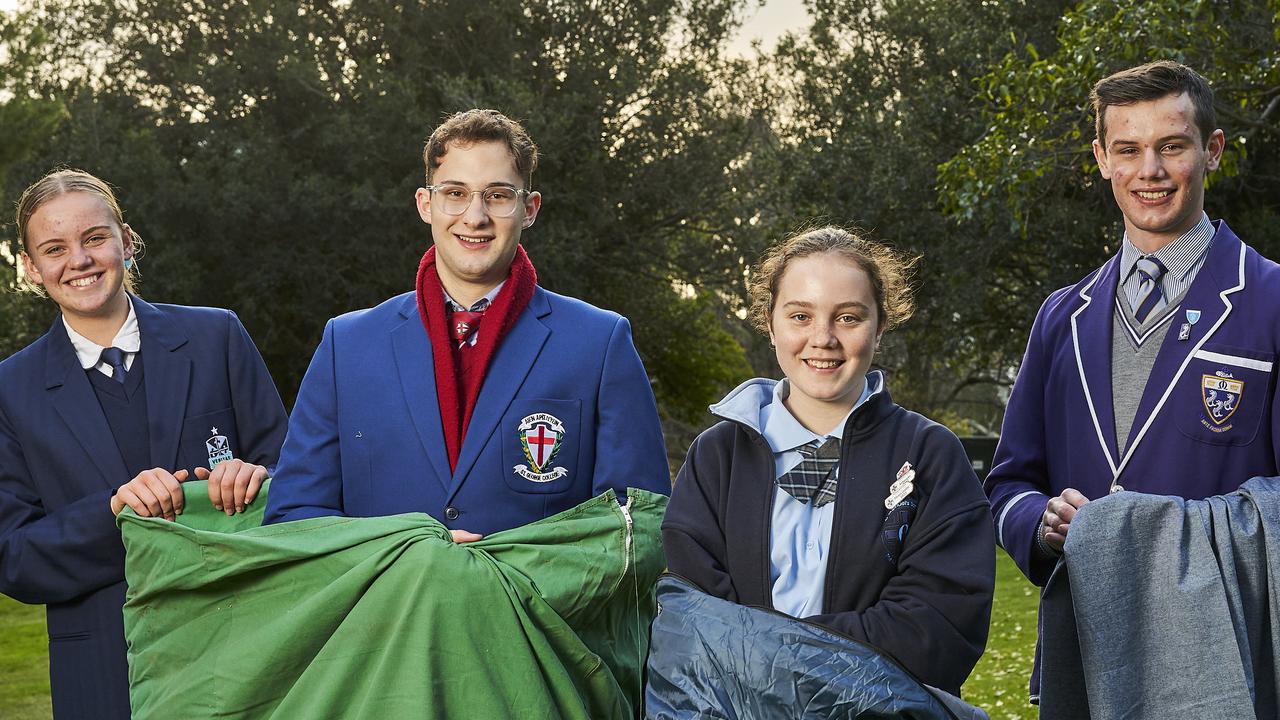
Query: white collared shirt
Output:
[[63, 298, 141, 377]]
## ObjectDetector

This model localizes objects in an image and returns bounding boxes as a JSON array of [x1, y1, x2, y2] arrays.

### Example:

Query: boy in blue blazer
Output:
[[985, 62, 1280, 697], [265, 109, 670, 536]]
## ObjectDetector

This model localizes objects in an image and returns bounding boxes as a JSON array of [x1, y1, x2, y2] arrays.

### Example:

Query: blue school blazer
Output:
[[264, 287, 671, 535], [0, 295, 288, 720]]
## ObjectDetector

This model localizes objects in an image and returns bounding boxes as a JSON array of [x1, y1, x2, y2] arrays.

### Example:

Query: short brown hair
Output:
[[423, 109, 539, 188], [15, 168, 144, 295], [1091, 61, 1217, 146], [748, 226, 917, 335]]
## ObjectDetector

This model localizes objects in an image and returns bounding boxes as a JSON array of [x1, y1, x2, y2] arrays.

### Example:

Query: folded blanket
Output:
[[120, 480, 666, 719], [645, 575, 986, 719], [1039, 475, 1280, 720]]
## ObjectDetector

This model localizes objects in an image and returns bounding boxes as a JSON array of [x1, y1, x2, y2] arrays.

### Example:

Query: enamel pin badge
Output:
[[1179, 309, 1201, 341], [514, 413, 568, 482], [884, 461, 916, 509], [206, 427, 233, 468]]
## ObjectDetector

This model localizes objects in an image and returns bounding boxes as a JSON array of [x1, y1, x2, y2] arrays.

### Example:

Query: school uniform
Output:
[[263, 286, 671, 535], [986, 220, 1280, 587], [662, 371, 994, 695], [0, 295, 288, 720]]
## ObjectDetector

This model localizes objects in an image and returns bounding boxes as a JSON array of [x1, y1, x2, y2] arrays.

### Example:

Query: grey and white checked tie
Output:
[[778, 437, 840, 508]]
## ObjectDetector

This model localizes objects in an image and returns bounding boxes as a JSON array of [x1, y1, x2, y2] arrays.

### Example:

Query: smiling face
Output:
[[415, 140, 541, 306], [22, 191, 134, 333], [769, 252, 882, 433], [1093, 92, 1224, 253]]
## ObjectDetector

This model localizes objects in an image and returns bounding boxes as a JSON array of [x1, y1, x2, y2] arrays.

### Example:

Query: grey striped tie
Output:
[[1133, 256, 1167, 322]]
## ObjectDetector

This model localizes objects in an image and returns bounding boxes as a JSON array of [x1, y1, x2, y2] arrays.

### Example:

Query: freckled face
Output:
[[22, 192, 133, 323], [1093, 92, 1224, 252], [769, 253, 881, 424]]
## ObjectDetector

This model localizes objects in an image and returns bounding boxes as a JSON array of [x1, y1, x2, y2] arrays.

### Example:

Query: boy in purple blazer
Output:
[[986, 61, 1280, 588]]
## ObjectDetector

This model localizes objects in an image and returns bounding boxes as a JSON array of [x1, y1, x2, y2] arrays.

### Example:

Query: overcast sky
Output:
[[731, 0, 810, 55]]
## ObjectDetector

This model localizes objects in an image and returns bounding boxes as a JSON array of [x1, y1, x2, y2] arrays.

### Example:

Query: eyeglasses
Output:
[[425, 184, 531, 218]]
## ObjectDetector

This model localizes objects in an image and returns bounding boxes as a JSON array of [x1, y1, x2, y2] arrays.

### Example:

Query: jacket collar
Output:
[[1070, 220, 1246, 481], [711, 370, 894, 442], [42, 294, 193, 483], [391, 287, 553, 498]]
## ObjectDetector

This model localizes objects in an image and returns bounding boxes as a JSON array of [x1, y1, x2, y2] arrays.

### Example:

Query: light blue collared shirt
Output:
[[762, 372, 881, 617]]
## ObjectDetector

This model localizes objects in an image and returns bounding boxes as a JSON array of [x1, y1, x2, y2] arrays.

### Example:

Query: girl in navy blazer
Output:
[[0, 169, 288, 719], [662, 227, 995, 695]]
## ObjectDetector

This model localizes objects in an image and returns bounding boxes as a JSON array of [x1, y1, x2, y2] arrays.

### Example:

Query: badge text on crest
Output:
[[206, 427, 233, 469], [514, 413, 569, 482]]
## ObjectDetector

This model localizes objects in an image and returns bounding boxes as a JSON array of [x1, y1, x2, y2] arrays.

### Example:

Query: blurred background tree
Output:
[[2, 0, 1277, 460]]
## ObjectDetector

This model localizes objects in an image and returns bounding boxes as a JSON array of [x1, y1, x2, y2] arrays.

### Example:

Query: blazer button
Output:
[[444, 506, 460, 521]]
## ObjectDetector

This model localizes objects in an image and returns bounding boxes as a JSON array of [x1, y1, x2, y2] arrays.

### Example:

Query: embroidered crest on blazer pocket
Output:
[[502, 399, 582, 494], [1175, 344, 1275, 447], [182, 408, 239, 471]]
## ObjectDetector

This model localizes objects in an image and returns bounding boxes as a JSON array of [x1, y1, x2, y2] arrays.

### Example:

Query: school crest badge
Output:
[[206, 427, 233, 468], [1202, 373, 1243, 427], [514, 413, 568, 482]]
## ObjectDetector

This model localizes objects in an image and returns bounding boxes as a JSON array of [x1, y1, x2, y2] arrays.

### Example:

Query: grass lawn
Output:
[[0, 551, 1038, 719], [0, 595, 51, 720], [963, 551, 1040, 719]]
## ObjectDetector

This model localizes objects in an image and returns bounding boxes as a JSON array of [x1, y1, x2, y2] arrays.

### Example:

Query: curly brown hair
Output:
[[747, 226, 917, 336], [423, 109, 539, 188]]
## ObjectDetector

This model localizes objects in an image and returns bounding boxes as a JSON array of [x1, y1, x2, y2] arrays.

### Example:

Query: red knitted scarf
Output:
[[416, 245, 537, 472]]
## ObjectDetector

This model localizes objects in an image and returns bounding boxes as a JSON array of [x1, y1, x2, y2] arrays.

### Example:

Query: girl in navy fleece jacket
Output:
[[662, 226, 994, 695]]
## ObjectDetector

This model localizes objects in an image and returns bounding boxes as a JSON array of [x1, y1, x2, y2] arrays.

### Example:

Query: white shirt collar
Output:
[[63, 297, 141, 370]]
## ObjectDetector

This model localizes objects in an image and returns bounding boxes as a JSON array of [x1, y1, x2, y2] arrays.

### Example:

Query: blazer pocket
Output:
[[501, 399, 581, 495], [1175, 344, 1276, 446], [181, 408, 240, 471]]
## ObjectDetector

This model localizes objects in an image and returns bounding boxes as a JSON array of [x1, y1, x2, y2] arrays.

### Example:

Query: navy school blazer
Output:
[[264, 287, 671, 534], [0, 295, 288, 720]]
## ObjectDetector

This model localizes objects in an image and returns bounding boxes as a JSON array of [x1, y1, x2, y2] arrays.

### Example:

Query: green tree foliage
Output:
[[939, 0, 1280, 369], [742, 0, 1073, 428], [6, 0, 1277, 442], [2, 0, 757, 432], [0, 7, 67, 351]]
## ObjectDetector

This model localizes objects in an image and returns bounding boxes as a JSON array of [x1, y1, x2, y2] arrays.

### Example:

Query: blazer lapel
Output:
[[391, 297, 453, 491], [448, 290, 551, 498], [136, 297, 192, 470], [1070, 257, 1123, 476], [1116, 223, 1244, 477], [44, 319, 130, 486]]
